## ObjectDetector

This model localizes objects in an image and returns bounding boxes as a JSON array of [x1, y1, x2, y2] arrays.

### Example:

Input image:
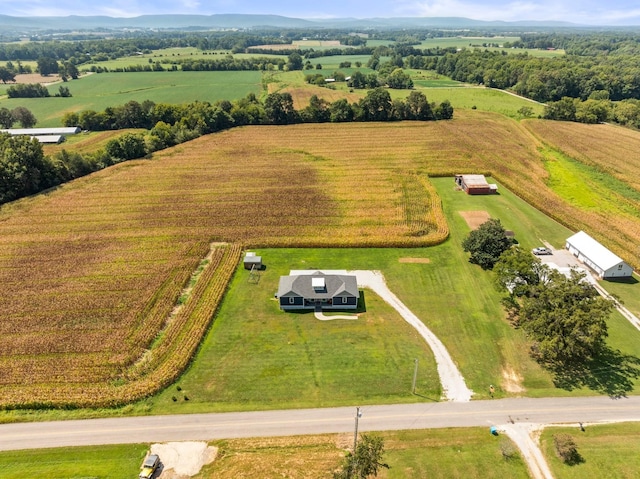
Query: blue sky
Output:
[[2, 0, 639, 26]]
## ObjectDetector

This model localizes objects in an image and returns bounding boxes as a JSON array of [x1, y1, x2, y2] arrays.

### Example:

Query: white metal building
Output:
[[565, 231, 633, 279]]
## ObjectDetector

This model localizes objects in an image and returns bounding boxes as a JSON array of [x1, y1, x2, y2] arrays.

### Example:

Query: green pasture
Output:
[[418, 36, 565, 57], [81, 47, 234, 70], [0, 70, 262, 127], [540, 422, 640, 478], [415, 85, 544, 119], [0, 443, 148, 479], [378, 427, 528, 479]]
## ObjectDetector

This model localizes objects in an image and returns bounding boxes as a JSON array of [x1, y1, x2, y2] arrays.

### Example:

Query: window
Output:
[[289, 297, 295, 304], [618, 264, 623, 270], [342, 297, 348, 304]]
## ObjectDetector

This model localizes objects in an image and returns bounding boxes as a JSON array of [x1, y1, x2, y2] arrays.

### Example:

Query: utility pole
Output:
[[350, 406, 362, 477], [412, 358, 418, 394], [353, 406, 362, 453]]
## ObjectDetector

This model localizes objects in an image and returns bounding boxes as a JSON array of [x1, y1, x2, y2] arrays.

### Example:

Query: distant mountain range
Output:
[[0, 13, 584, 33]]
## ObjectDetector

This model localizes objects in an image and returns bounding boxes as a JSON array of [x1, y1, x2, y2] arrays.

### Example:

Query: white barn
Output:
[[565, 231, 633, 279]]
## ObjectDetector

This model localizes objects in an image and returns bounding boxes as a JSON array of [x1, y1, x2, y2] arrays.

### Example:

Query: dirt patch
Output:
[[152, 442, 217, 478], [399, 258, 431, 264], [12, 73, 62, 85], [501, 366, 526, 394], [459, 210, 491, 230]]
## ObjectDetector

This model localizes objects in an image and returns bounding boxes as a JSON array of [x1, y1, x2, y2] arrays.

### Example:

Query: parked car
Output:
[[139, 454, 160, 479], [532, 247, 552, 255]]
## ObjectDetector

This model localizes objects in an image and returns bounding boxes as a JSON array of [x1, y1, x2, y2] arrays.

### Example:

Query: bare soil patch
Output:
[[13, 73, 62, 85], [459, 210, 491, 230], [501, 366, 526, 394], [399, 257, 431, 264], [152, 442, 217, 478]]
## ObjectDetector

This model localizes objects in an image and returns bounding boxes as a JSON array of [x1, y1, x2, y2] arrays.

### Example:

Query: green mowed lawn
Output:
[[0, 444, 148, 479], [0, 71, 263, 127], [0, 428, 529, 478], [148, 255, 442, 413], [378, 428, 529, 479], [540, 422, 640, 478]]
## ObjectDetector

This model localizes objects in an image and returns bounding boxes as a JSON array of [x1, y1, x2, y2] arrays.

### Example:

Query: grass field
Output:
[[0, 443, 148, 479], [0, 70, 263, 127], [0, 428, 527, 478], [417, 36, 565, 57], [540, 422, 640, 478]]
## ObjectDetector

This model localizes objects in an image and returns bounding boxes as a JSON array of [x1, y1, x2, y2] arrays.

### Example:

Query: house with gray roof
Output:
[[277, 271, 359, 311]]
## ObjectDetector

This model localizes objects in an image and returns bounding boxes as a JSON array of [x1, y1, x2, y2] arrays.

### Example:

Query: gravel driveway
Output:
[[348, 270, 473, 402]]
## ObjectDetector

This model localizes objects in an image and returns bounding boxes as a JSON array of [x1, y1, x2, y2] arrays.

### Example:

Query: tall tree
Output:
[[11, 106, 37, 128], [462, 218, 512, 270], [264, 92, 298, 125], [518, 269, 615, 365], [0, 66, 15, 84], [36, 57, 59, 76], [358, 87, 392, 121], [0, 107, 14, 128]]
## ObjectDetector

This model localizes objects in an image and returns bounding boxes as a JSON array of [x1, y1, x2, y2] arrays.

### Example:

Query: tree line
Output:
[[1, 90, 453, 205]]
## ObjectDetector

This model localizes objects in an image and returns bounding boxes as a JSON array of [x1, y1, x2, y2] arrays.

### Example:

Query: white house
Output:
[[565, 231, 633, 279]]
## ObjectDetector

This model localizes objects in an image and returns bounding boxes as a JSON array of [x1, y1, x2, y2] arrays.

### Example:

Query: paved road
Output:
[[1, 396, 639, 452]]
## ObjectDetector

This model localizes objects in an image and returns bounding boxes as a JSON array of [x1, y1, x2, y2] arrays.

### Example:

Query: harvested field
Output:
[[399, 258, 431, 263], [459, 211, 491, 229], [523, 119, 640, 268], [282, 85, 363, 110], [2, 111, 640, 406]]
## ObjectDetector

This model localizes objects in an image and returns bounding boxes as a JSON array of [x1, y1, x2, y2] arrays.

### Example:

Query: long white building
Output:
[[565, 231, 633, 279]]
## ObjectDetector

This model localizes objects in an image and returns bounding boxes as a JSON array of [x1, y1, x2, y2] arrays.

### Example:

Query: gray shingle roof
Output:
[[277, 272, 358, 299]]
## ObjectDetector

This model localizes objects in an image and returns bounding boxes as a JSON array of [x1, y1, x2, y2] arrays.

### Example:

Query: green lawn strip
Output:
[[378, 428, 529, 479], [147, 248, 441, 413], [0, 71, 263, 127], [0, 443, 148, 479], [540, 422, 640, 478], [599, 273, 640, 319], [198, 427, 528, 479]]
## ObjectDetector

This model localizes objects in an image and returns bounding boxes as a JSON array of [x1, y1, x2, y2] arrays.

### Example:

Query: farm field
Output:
[[540, 422, 640, 478], [0, 70, 263, 127], [2, 114, 640, 410], [0, 428, 528, 478], [417, 36, 565, 57], [143, 179, 640, 415]]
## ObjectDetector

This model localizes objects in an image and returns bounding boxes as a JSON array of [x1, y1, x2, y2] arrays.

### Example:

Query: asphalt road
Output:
[[1, 395, 639, 451]]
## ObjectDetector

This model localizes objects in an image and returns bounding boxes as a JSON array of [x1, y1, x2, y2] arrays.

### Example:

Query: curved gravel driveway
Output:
[[348, 270, 473, 402]]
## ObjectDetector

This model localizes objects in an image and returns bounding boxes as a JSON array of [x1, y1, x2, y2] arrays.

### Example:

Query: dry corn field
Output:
[[1, 110, 639, 407]]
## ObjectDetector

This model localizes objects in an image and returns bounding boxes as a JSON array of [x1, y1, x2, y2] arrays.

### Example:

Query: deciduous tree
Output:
[[518, 269, 615, 365], [333, 434, 388, 479], [462, 218, 512, 270]]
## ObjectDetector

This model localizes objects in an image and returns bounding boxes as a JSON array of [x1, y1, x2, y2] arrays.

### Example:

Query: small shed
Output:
[[455, 174, 498, 195], [565, 231, 633, 279], [243, 252, 262, 270]]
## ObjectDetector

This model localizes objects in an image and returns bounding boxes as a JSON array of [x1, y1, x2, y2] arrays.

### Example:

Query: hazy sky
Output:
[[2, 0, 639, 26]]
